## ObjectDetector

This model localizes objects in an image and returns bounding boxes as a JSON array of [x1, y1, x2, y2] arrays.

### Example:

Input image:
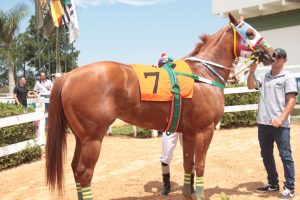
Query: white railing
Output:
[[215, 87, 258, 129], [0, 98, 47, 157], [0, 87, 257, 153]]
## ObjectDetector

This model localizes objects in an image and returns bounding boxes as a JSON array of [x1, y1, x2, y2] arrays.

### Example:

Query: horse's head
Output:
[[229, 13, 275, 66]]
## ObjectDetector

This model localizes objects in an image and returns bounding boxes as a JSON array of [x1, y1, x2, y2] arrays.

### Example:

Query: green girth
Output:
[[161, 62, 181, 133]]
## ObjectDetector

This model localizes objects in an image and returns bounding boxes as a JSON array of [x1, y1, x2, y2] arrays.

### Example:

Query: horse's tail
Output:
[[45, 76, 68, 194]]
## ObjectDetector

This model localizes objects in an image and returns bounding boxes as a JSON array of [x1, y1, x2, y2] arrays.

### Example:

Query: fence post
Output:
[[133, 126, 137, 137], [107, 126, 112, 135], [152, 130, 158, 137], [215, 121, 221, 130], [35, 100, 46, 145]]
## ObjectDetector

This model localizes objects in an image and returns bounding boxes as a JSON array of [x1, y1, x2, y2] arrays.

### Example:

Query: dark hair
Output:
[[18, 76, 25, 81], [39, 71, 47, 76]]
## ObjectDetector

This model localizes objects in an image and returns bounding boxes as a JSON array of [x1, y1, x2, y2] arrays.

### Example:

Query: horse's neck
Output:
[[193, 45, 234, 83]]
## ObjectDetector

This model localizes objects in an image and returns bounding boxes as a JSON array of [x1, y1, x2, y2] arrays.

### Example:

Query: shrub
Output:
[[220, 84, 259, 128], [0, 103, 42, 170], [136, 128, 152, 138], [0, 145, 42, 170]]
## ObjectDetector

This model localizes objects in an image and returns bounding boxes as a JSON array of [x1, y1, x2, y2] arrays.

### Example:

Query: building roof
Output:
[[212, 0, 300, 18]]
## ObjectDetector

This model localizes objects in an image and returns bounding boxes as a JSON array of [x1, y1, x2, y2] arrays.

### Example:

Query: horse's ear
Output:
[[229, 13, 238, 26]]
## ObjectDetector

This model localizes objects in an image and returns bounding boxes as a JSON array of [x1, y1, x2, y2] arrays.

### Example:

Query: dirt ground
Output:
[[0, 124, 300, 200]]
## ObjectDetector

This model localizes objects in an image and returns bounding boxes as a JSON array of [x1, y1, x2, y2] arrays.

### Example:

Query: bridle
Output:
[[185, 20, 269, 85]]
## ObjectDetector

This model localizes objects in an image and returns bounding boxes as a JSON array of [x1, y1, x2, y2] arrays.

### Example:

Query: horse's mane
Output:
[[186, 26, 229, 57], [187, 34, 211, 57]]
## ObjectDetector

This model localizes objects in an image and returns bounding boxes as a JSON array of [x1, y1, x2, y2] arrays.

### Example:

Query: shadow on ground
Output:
[[111, 181, 280, 200]]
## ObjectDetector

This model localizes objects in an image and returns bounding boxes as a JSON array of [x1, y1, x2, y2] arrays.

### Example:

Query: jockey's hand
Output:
[[271, 118, 283, 128], [249, 63, 257, 73]]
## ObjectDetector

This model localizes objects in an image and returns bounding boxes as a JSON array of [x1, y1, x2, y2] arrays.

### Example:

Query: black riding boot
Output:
[[161, 162, 170, 195]]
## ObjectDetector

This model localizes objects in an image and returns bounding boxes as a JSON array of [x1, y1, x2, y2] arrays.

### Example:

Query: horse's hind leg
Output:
[[73, 134, 105, 200], [72, 136, 83, 200]]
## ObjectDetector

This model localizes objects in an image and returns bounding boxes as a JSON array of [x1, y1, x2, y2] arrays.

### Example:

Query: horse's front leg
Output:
[[182, 132, 195, 199], [194, 124, 215, 200]]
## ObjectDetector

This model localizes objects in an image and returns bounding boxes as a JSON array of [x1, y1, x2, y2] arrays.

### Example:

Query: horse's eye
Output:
[[246, 29, 256, 40]]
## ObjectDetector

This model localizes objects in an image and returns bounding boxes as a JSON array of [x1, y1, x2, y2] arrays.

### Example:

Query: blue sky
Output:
[[1, 0, 228, 66]]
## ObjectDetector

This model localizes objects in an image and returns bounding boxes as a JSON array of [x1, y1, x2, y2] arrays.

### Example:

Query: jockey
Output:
[[157, 53, 194, 196], [158, 53, 175, 68]]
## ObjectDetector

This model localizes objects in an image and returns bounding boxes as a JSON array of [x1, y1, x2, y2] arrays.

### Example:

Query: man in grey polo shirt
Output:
[[247, 48, 297, 200]]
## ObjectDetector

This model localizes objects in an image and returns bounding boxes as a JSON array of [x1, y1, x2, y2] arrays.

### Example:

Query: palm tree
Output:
[[0, 2, 29, 93]]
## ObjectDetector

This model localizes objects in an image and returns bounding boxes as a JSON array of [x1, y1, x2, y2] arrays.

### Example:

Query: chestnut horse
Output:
[[46, 14, 275, 200]]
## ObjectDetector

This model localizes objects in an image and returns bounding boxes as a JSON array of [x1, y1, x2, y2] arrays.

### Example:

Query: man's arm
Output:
[[247, 64, 257, 89], [13, 93, 20, 105], [271, 93, 296, 128]]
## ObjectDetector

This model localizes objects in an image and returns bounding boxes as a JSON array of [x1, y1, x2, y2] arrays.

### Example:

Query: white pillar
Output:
[[133, 126, 137, 137], [107, 126, 112, 135], [152, 130, 158, 137], [35, 100, 46, 145], [215, 121, 221, 130]]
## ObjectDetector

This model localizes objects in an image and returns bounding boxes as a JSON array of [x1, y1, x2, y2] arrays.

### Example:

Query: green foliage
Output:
[[0, 103, 41, 170], [0, 103, 37, 147], [21, 16, 80, 75], [0, 122, 37, 147], [0, 3, 80, 89], [111, 125, 152, 138], [0, 145, 42, 170], [221, 84, 259, 128], [136, 128, 152, 138], [221, 192, 230, 200], [0, 102, 34, 118], [112, 125, 134, 136]]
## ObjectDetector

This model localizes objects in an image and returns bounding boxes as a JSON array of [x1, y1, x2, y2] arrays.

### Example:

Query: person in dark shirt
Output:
[[13, 77, 35, 107]]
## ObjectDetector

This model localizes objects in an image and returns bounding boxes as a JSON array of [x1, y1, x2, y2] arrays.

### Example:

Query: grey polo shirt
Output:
[[256, 70, 297, 128]]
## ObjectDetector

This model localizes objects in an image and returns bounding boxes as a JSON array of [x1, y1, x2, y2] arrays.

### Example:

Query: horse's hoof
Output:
[[161, 187, 170, 196], [161, 190, 170, 196], [182, 195, 194, 200], [191, 193, 197, 200]]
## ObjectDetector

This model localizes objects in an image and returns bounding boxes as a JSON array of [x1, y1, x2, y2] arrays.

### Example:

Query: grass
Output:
[[111, 125, 134, 136]]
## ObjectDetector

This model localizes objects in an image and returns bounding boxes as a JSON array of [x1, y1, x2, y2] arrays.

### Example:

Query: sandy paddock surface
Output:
[[0, 125, 300, 200]]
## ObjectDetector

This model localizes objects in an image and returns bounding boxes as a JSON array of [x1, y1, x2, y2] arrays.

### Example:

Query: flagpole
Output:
[[55, 27, 61, 73]]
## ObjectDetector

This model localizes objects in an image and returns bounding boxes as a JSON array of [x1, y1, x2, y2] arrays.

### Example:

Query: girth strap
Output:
[[161, 62, 182, 133]]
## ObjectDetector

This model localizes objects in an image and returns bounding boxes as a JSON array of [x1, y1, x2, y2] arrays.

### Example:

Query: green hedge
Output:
[[111, 125, 152, 138], [0, 145, 42, 170], [220, 84, 259, 128], [0, 103, 42, 170]]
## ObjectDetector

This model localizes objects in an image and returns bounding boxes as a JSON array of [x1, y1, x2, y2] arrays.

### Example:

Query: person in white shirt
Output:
[[34, 71, 53, 111], [34, 71, 53, 96]]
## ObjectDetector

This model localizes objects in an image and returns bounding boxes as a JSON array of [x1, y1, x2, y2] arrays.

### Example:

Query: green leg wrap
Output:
[[82, 187, 93, 200], [182, 173, 192, 198], [76, 182, 83, 200], [196, 176, 204, 200]]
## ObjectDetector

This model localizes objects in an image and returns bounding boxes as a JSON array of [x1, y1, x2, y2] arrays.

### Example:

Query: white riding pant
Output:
[[161, 132, 182, 165]]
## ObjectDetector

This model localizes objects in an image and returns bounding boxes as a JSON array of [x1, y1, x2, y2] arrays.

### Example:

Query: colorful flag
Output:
[[34, 0, 44, 29], [50, 0, 64, 27], [35, 0, 55, 38], [62, 0, 79, 43]]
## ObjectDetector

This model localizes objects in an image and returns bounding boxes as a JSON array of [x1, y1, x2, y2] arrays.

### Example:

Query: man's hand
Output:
[[249, 63, 257, 73], [271, 118, 283, 128]]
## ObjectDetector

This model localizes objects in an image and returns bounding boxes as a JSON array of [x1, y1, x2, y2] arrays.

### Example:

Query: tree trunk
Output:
[[7, 49, 15, 94]]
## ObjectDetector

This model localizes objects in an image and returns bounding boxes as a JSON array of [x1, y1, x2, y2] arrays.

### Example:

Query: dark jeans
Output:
[[258, 124, 295, 191]]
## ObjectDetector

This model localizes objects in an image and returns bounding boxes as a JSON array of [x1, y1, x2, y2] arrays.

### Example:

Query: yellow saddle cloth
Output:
[[131, 60, 194, 101]]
